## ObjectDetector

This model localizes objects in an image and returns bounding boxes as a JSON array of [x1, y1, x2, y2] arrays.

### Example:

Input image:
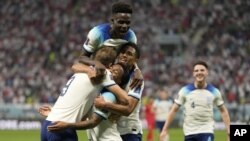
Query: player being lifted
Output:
[[74, 1, 143, 89]]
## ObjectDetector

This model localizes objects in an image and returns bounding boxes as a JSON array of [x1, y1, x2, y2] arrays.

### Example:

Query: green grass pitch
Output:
[[0, 128, 227, 141]]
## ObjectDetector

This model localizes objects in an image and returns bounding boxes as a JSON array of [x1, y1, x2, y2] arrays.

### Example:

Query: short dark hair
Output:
[[112, 2, 133, 14], [117, 42, 140, 59], [193, 60, 209, 69], [93, 46, 117, 67]]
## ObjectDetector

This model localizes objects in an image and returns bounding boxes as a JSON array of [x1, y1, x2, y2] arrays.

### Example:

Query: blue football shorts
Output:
[[41, 120, 78, 141], [185, 133, 214, 141]]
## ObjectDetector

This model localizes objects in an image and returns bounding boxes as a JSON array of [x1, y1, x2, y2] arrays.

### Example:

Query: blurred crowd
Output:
[[0, 0, 250, 122]]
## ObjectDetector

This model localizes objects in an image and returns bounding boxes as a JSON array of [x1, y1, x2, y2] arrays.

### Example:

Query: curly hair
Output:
[[112, 1, 133, 14]]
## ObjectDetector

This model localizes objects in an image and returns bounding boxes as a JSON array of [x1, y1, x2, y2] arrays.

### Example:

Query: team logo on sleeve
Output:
[[134, 87, 141, 94], [109, 74, 113, 80], [84, 38, 90, 45]]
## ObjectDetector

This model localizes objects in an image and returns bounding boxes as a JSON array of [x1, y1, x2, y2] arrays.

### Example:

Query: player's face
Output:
[[111, 13, 131, 37], [117, 46, 137, 68], [110, 64, 124, 84], [193, 64, 208, 83]]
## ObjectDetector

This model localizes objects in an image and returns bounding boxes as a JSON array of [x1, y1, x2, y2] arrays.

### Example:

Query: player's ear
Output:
[[205, 69, 209, 76]]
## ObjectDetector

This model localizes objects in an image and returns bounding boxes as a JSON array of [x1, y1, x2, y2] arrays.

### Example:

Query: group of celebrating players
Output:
[[39, 2, 231, 141]]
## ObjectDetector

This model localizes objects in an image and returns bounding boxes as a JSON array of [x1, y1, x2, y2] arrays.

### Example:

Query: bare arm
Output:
[[71, 53, 106, 82], [81, 49, 92, 57], [71, 63, 106, 85], [160, 103, 180, 141], [95, 96, 138, 116], [47, 113, 102, 131], [219, 105, 231, 138], [71, 63, 92, 73]]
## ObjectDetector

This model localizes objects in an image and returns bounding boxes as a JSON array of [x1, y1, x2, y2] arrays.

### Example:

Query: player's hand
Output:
[[159, 130, 168, 141], [130, 68, 143, 89], [47, 121, 69, 132], [38, 105, 52, 117], [227, 134, 230, 141], [94, 61, 106, 78], [94, 96, 106, 109]]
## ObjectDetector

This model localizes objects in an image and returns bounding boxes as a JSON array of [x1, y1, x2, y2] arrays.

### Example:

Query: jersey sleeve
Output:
[[83, 27, 101, 53], [94, 92, 117, 120], [128, 30, 137, 44], [101, 70, 116, 87], [127, 81, 144, 100], [214, 88, 224, 107], [174, 87, 186, 106]]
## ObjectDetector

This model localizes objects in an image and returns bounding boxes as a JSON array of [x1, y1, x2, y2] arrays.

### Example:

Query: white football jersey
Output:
[[153, 99, 173, 121], [88, 92, 122, 141], [117, 74, 144, 135], [175, 83, 224, 135], [47, 70, 115, 123]]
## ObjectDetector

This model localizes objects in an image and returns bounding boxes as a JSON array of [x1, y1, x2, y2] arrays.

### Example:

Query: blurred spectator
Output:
[[153, 88, 173, 133], [144, 95, 155, 141]]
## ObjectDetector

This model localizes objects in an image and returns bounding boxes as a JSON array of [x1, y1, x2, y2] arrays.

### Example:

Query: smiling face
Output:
[[110, 64, 125, 85], [117, 46, 137, 70], [110, 13, 131, 38], [193, 64, 208, 85]]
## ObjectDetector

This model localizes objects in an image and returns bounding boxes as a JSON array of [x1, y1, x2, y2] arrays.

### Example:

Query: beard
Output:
[[196, 80, 206, 89], [197, 83, 204, 88]]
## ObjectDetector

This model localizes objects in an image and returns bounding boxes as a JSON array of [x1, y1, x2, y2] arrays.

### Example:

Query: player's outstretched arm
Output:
[[160, 103, 179, 141], [219, 105, 231, 140], [47, 114, 102, 131]]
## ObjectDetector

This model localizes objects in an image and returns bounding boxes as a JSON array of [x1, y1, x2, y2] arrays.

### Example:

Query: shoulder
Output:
[[124, 29, 137, 43], [91, 23, 110, 32], [206, 84, 221, 95], [127, 29, 137, 38], [179, 83, 196, 95], [128, 29, 136, 35], [88, 23, 110, 35]]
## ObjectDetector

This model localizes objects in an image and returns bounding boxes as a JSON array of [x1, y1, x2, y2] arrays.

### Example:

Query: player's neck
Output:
[[110, 29, 123, 39], [194, 81, 207, 89]]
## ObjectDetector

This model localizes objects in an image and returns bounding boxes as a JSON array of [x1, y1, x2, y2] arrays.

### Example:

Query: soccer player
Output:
[[82, 2, 136, 54], [159, 61, 231, 141], [153, 88, 173, 141], [94, 42, 144, 141], [40, 63, 127, 141], [74, 1, 142, 89], [40, 47, 129, 141]]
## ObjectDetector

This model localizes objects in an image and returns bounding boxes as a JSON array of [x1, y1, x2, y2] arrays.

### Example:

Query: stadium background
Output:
[[0, 0, 249, 140]]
